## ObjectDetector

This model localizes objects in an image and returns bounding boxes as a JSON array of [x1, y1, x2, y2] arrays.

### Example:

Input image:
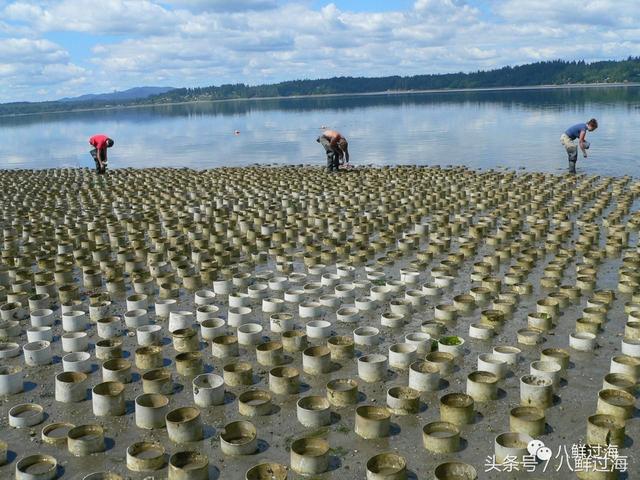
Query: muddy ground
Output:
[[0, 167, 638, 480]]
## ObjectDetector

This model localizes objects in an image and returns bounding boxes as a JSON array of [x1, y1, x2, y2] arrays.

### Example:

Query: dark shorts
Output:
[[317, 136, 340, 171], [90, 148, 107, 173]]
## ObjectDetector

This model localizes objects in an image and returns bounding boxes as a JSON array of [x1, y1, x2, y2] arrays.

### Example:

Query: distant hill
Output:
[[58, 86, 176, 103], [2, 58, 640, 116]]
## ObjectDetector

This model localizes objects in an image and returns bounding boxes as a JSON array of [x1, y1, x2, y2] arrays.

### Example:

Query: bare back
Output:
[[322, 130, 342, 142]]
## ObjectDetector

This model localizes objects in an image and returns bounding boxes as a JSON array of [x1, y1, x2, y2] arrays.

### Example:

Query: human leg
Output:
[[90, 148, 100, 173], [100, 153, 107, 174], [561, 134, 577, 173], [329, 153, 338, 171], [332, 152, 341, 171], [318, 136, 337, 171], [332, 147, 343, 169], [96, 148, 108, 174]]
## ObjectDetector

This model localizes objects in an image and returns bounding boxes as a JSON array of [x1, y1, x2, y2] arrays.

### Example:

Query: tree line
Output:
[[2, 58, 640, 116]]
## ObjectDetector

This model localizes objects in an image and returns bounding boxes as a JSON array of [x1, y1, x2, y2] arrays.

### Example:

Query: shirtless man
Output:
[[89, 134, 114, 174], [317, 129, 349, 172]]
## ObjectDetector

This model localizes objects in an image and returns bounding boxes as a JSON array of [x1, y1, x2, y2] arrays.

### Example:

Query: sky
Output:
[[0, 0, 639, 103]]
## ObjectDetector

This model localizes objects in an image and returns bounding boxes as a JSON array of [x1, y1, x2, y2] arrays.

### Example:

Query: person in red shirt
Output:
[[89, 134, 114, 174]]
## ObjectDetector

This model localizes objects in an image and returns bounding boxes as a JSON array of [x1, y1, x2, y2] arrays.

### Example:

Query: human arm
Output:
[[579, 130, 588, 158], [96, 147, 106, 168], [340, 143, 349, 163]]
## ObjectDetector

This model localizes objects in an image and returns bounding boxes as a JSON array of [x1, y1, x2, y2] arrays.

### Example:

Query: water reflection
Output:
[[0, 87, 638, 175]]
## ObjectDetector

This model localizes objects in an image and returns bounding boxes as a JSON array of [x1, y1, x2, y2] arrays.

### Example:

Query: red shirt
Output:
[[89, 134, 109, 150]]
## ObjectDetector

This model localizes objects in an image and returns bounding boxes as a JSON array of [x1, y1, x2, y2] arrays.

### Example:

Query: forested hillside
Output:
[[2, 58, 639, 116]]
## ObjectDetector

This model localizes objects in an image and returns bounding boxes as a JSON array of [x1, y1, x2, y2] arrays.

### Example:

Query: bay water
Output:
[[0, 86, 638, 176]]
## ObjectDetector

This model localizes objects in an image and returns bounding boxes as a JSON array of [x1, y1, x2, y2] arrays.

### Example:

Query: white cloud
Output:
[[4, 0, 183, 35], [165, 0, 277, 13], [0, 0, 639, 102], [414, 0, 478, 19], [496, 0, 640, 28], [0, 37, 67, 63], [0, 37, 86, 101]]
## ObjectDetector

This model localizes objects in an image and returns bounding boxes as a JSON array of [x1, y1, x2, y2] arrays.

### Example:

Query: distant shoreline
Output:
[[2, 82, 639, 118]]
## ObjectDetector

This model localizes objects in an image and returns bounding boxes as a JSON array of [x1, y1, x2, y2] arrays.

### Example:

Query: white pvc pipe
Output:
[[124, 309, 150, 328], [23, 341, 53, 366], [193, 373, 225, 407], [29, 308, 54, 327], [55, 371, 88, 403], [0, 365, 23, 395], [26, 326, 53, 343], [168, 311, 194, 333], [62, 310, 87, 333], [61, 332, 89, 353], [136, 324, 163, 346], [62, 352, 92, 373]]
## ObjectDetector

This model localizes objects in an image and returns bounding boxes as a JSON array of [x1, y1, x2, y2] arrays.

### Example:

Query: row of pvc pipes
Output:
[[0, 166, 639, 479]]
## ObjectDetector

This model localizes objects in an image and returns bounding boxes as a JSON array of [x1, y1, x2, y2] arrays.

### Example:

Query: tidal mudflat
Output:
[[0, 165, 638, 479]]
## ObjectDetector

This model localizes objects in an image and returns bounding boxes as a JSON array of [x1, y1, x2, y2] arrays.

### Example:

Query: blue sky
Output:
[[1, 0, 639, 102]]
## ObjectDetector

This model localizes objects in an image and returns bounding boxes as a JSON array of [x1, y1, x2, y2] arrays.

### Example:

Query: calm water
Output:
[[1, 86, 639, 176]]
